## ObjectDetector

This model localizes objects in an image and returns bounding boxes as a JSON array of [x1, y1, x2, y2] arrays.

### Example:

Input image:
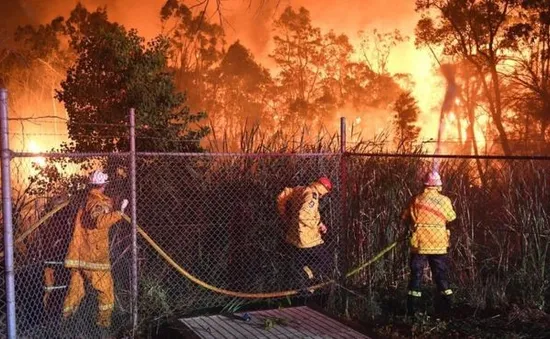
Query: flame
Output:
[[28, 140, 46, 167], [447, 112, 456, 123]]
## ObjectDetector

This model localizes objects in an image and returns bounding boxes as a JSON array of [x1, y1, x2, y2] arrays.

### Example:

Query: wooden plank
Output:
[[182, 317, 217, 339], [283, 306, 333, 338], [216, 314, 270, 339], [261, 309, 306, 338], [304, 308, 367, 339], [298, 307, 351, 339], [256, 309, 305, 338], [206, 315, 240, 339], [179, 306, 370, 339]]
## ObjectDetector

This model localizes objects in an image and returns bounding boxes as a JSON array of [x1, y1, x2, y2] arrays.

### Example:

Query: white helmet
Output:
[[423, 171, 442, 186], [89, 170, 109, 185]]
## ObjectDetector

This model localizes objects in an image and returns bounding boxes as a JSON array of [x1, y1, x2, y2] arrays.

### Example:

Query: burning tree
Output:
[[393, 91, 421, 151], [415, 0, 519, 155]]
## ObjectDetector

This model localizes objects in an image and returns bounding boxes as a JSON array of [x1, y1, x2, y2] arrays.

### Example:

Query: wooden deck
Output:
[[179, 306, 369, 338]]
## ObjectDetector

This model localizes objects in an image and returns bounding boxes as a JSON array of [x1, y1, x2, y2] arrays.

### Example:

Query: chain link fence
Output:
[[3, 154, 134, 338], [1, 105, 550, 337], [341, 154, 550, 318], [135, 153, 343, 322], [3, 150, 550, 337], [1, 151, 344, 337]]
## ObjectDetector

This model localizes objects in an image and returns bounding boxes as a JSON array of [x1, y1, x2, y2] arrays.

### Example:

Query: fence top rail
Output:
[[11, 151, 130, 158], [135, 152, 340, 157], [346, 152, 550, 161], [12, 150, 550, 160]]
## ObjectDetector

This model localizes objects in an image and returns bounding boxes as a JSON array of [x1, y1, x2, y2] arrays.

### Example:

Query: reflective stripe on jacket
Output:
[[65, 189, 122, 271], [277, 183, 324, 248], [402, 187, 456, 254]]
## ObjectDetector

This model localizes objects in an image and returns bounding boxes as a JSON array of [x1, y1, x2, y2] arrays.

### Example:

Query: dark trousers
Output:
[[408, 253, 453, 316], [409, 253, 450, 292], [288, 244, 332, 288]]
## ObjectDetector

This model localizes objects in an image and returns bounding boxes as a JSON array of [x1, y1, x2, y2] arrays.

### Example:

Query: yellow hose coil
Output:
[[1, 201, 399, 298]]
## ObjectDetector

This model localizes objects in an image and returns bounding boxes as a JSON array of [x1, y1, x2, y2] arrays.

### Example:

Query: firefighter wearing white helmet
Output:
[[401, 170, 456, 318], [63, 170, 128, 328]]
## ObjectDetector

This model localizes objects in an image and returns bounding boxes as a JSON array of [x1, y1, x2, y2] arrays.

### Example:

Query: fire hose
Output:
[[1, 200, 404, 298]]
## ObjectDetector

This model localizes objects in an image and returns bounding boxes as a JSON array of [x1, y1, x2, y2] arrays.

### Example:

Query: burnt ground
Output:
[[139, 295, 550, 339], [353, 303, 550, 339]]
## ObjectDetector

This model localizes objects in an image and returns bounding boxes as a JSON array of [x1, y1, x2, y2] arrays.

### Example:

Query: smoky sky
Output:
[[2, 0, 443, 139], [2, 0, 419, 58]]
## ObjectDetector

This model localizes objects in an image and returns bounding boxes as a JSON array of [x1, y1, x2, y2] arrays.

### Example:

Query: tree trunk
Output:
[[489, 66, 512, 155], [477, 64, 512, 155], [467, 103, 486, 187]]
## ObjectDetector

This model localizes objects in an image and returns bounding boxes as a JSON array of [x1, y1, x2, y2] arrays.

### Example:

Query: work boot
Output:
[[438, 294, 453, 320], [407, 295, 421, 317]]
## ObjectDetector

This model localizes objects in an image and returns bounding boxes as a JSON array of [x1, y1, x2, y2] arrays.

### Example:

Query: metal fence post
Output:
[[1, 89, 16, 339], [339, 117, 348, 288], [340, 117, 347, 215], [129, 108, 138, 334]]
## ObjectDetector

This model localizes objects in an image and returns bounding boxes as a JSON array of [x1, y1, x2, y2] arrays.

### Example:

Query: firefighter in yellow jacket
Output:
[[277, 177, 332, 286], [62, 170, 128, 328], [402, 171, 456, 317]]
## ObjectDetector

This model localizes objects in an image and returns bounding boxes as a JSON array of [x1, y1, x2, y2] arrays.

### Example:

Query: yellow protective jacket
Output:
[[402, 187, 456, 255], [65, 189, 122, 271], [277, 183, 324, 249]]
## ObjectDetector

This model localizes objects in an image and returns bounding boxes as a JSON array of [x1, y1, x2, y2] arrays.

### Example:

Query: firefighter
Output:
[[62, 170, 128, 328], [277, 176, 333, 287], [402, 170, 456, 318]]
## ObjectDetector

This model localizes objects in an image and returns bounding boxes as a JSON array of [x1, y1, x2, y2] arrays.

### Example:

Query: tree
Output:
[[160, 0, 226, 111], [393, 91, 420, 150], [204, 41, 274, 150], [56, 5, 208, 153], [270, 6, 325, 128], [415, 0, 520, 155], [358, 29, 407, 75], [504, 0, 550, 145]]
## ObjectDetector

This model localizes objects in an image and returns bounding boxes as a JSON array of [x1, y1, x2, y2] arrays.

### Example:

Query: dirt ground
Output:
[[360, 303, 550, 339]]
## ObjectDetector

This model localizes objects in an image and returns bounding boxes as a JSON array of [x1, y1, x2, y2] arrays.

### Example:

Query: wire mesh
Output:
[[342, 154, 550, 316], [135, 153, 343, 321], [3, 147, 550, 336], [5, 154, 133, 338]]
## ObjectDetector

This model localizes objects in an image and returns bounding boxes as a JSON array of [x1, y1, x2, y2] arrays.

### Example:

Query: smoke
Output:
[[4, 0, 445, 147], [6, 1, 419, 55]]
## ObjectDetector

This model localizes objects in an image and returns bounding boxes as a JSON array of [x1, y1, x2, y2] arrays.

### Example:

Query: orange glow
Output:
[[28, 140, 46, 167], [11, 1, 496, 155], [447, 112, 456, 123]]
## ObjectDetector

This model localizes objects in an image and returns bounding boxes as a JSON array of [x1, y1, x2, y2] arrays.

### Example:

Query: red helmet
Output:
[[317, 176, 333, 191]]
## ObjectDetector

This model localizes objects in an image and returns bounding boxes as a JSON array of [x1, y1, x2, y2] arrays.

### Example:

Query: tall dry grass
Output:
[[6, 128, 550, 332]]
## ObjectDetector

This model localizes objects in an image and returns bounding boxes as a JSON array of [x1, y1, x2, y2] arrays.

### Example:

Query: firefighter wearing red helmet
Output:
[[402, 170, 456, 318], [277, 176, 333, 287]]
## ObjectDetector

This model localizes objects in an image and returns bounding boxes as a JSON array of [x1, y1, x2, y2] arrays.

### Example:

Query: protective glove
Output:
[[120, 199, 129, 214]]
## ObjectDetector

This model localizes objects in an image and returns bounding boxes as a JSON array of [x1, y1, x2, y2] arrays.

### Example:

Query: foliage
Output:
[[393, 91, 421, 150], [270, 6, 403, 131], [204, 41, 274, 151], [415, 0, 520, 155], [56, 4, 209, 153], [504, 0, 550, 142], [160, 0, 225, 111]]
